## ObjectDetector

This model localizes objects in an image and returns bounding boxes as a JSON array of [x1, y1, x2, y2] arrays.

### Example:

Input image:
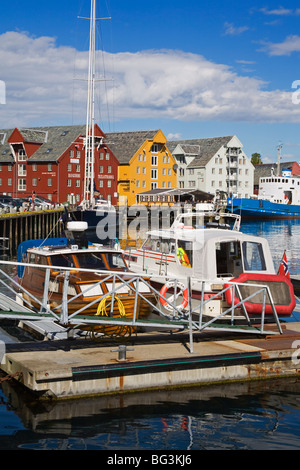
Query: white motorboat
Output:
[[123, 210, 295, 320]]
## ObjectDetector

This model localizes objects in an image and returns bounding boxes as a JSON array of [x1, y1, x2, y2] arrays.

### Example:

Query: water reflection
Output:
[[241, 219, 300, 275], [1, 377, 300, 450]]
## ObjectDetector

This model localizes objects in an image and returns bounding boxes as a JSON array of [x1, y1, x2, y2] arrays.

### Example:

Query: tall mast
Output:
[[277, 143, 282, 177], [81, 0, 111, 208], [83, 0, 96, 208]]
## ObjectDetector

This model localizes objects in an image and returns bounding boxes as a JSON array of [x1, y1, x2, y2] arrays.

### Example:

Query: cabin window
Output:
[[142, 236, 158, 251], [177, 240, 192, 268], [29, 253, 36, 263], [160, 239, 170, 254], [36, 255, 47, 265], [75, 253, 106, 270], [105, 253, 128, 270], [142, 236, 175, 254], [51, 254, 74, 268], [242, 242, 266, 271]]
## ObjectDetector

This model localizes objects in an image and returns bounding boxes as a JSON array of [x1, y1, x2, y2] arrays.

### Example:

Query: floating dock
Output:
[[1, 322, 300, 400], [0, 258, 300, 401]]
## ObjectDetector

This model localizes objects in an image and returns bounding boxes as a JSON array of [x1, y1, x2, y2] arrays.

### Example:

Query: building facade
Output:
[[168, 135, 254, 198], [0, 124, 119, 205], [106, 129, 177, 206], [1, 125, 254, 206]]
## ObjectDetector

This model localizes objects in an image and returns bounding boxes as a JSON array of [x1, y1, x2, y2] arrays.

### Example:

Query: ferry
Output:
[[227, 146, 300, 219]]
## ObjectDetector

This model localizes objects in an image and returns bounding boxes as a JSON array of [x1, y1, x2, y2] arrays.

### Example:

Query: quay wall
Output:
[[0, 209, 64, 256], [0, 206, 180, 257]]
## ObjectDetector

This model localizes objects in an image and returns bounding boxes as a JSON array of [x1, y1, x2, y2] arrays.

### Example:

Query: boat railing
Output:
[[170, 211, 241, 232], [0, 259, 283, 353]]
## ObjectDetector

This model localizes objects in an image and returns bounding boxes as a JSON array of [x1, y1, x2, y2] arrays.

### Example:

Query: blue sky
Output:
[[1, 1, 300, 164]]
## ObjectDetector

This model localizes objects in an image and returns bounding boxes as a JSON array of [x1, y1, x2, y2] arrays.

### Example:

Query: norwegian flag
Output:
[[278, 250, 290, 280]]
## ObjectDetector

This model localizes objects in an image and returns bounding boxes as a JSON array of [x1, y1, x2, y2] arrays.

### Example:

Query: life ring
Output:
[[159, 281, 189, 311]]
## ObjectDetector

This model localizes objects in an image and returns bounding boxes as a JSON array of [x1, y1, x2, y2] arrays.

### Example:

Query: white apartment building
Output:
[[168, 135, 254, 198]]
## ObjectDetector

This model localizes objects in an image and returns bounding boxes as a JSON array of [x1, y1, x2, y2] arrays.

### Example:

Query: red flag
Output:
[[278, 251, 290, 280]]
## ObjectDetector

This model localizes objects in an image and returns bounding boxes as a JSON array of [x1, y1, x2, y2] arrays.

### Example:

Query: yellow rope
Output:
[[93, 294, 132, 338], [96, 295, 126, 317]]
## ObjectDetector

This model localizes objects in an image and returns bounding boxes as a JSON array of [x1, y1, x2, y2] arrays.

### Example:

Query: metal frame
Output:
[[0, 259, 283, 353]]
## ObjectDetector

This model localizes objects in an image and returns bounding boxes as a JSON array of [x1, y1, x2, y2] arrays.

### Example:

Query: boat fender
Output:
[[159, 281, 189, 311]]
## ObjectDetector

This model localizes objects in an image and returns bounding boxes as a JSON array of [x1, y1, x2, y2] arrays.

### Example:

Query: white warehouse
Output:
[[168, 135, 254, 198]]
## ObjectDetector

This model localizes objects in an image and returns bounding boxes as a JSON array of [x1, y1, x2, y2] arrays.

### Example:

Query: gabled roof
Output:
[[27, 125, 86, 162], [0, 129, 14, 163], [17, 128, 48, 144], [0, 126, 162, 164], [0, 125, 87, 163], [172, 143, 201, 156], [105, 130, 159, 164], [168, 136, 234, 167]]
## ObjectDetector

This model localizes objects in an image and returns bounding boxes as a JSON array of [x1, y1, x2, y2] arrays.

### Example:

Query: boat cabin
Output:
[[259, 171, 300, 205], [130, 227, 275, 281], [24, 246, 128, 274]]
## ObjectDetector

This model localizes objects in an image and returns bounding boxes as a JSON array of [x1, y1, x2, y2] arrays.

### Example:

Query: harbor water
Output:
[[1, 219, 300, 451]]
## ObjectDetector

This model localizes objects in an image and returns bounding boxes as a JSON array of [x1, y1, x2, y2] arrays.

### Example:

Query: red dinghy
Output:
[[225, 273, 296, 317]]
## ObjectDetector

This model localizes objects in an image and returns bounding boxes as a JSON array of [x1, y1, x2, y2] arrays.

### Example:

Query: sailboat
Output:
[[14, 2, 156, 336], [73, 0, 118, 244]]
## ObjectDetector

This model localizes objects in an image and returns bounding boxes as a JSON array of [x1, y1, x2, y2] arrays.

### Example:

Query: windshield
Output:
[[74, 252, 127, 271], [105, 253, 128, 270], [75, 253, 107, 270], [142, 236, 176, 254], [51, 254, 74, 268]]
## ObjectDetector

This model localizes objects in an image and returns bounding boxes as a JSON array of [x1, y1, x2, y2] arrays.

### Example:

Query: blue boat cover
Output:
[[17, 238, 68, 278]]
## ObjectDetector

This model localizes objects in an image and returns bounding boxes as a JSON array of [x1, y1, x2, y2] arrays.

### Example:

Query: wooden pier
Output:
[[0, 208, 64, 256]]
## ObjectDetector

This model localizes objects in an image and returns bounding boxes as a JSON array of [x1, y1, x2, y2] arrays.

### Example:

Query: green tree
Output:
[[251, 152, 262, 165]]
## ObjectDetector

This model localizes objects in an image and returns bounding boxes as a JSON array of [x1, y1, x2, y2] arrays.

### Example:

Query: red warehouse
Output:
[[0, 124, 119, 205]]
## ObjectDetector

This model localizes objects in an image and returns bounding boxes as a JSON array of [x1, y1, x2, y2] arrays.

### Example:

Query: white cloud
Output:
[[166, 132, 182, 140], [224, 22, 249, 36], [259, 7, 294, 16], [260, 34, 300, 56], [1, 31, 300, 129], [235, 60, 256, 65], [0, 31, 82, 127]]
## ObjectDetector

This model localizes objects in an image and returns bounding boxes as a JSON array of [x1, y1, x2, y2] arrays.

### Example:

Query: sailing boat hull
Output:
[[73, 208, 119, 244]]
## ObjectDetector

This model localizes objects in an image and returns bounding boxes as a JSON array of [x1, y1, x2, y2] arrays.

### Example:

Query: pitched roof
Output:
[[105, 130, 159, 164], [0, 125, 86, 163], [168, 136, 234, 167], [0, 129, 14, 163], [0, 126, 162, 164], [27, 125, 86, 162], [173, 144, 201, 156]]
